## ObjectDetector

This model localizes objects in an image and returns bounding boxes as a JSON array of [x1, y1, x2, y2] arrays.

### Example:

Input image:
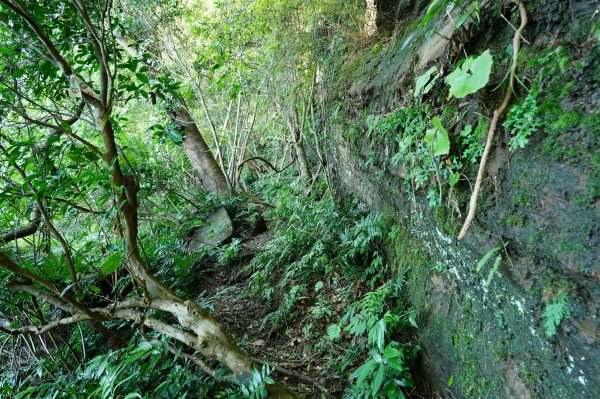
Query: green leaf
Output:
[[136, 73, 149, 84], [60, 283, 78, 298], [371, 365, 385, 397], [414, 66, 438, 98], [419, 0, 444, 27], [327, 324, 341, 341], [167, 129, 183, 144], [424, 117, 450, 156], [314, 281, 324, 292], [89, 284, 101, 294], [350, 359, 376, 386], [60, 121, 73, 133], [445, 50, 493, 98], [0, 47, 11, 54], [483, 256, 502, 287], [101, 253, 121, 274], [543, 291, 570, 337], [447, 374, 454, 387], [374, 319, 385, 352], [449, 171, 460, 187], [475, 246, 501, 272], [383, 346, 402, 359]]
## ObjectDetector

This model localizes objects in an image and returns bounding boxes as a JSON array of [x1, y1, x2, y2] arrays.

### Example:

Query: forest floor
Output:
[[192, 229, 439, 399], [197, 232, 330, 398]]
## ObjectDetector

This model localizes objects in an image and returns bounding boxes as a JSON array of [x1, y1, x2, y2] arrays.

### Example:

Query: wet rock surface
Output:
[[327, 0, 599, 397]]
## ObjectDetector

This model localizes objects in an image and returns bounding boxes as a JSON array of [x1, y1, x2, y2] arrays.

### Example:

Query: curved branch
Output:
[[6, 282, 76, 313], [457, 0, 528, 239], [234, 156, 294, 209], [237, 156, 294, 175], [0, 205, 41, 244], [0, 251, 58, 293]]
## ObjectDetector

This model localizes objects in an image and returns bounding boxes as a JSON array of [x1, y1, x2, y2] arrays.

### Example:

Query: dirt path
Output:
[[200, 274, 332, 398], [193, 230, 438, 399]]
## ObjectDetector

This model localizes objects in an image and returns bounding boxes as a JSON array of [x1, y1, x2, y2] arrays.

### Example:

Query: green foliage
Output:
[[475, 246, 503, 287], [242, 178, 418, 396], [239, 364, 275, 399], [100, 252, 122, 274], [339, 281, 418, 398], [543, 291, 570, 337], [475, 247, 501, 273], [348, 343, 415, 399], [216, 239, 242, 267], [424, 117, 450, 156], [249, 180, 389, 325], [420, 0, 481, 29], [483, 255, 501, 288], [458, 116, 487, 163], [384, 107, 433, 190], [504, 88, 543, 151], [414, 66, 440, 98], [7, 337, 212, 399], [445, 50, 493, 99]]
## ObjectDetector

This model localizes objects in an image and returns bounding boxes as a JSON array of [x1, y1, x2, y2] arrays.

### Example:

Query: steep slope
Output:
[[324, 0, 599, 397]]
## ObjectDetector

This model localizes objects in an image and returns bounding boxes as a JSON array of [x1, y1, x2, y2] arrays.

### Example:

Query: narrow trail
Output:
[[195, 232, 334, 398], [191, 229, 441, 399]]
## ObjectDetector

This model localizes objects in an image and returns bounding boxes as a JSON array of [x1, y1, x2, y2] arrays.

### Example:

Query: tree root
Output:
[[250, 356, 335, 399], [457, 0, 528, 240]]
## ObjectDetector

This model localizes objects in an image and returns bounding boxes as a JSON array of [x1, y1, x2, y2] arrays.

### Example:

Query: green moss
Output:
[[513, 191, 534, 207], [389, 225, 429, 311], [450, 318, 494, 397], [548, 109, 582, 134], [502, 214, 525, 227]]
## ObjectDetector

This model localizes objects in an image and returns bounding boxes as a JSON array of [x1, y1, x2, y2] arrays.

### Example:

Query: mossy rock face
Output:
[[325, 0, 599, 397]]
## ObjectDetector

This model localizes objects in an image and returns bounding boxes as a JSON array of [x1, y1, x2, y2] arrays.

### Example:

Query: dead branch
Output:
[[0, 205, 41, 244]]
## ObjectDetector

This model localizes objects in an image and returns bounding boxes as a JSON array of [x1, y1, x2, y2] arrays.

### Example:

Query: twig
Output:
[[236, 156, 294, 209], [457, 0, 528, 239]]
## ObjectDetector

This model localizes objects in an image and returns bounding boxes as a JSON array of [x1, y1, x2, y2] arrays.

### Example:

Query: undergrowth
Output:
[[247, 177, 420, 397], [3, 176, 420, 398]]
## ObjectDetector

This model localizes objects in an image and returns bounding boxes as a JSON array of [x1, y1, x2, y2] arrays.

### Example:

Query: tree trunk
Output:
[[115, 36, 230, 196], [293, 132, 312, 184], [169, 100, 231, 196], [284, 99, 312, 185]]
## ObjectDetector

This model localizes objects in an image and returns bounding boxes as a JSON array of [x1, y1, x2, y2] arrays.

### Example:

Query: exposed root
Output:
[[457, 0, 528, 240]]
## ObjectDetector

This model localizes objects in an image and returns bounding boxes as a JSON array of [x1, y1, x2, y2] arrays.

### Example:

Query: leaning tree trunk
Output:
[[115, 36, 230, 196], [168, 99, 231, 196], [285, 100, 312, 185]]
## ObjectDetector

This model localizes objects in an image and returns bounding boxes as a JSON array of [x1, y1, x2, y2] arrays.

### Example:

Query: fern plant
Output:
[[503, 88, 543, 151], [543, 291, 570, 337]]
